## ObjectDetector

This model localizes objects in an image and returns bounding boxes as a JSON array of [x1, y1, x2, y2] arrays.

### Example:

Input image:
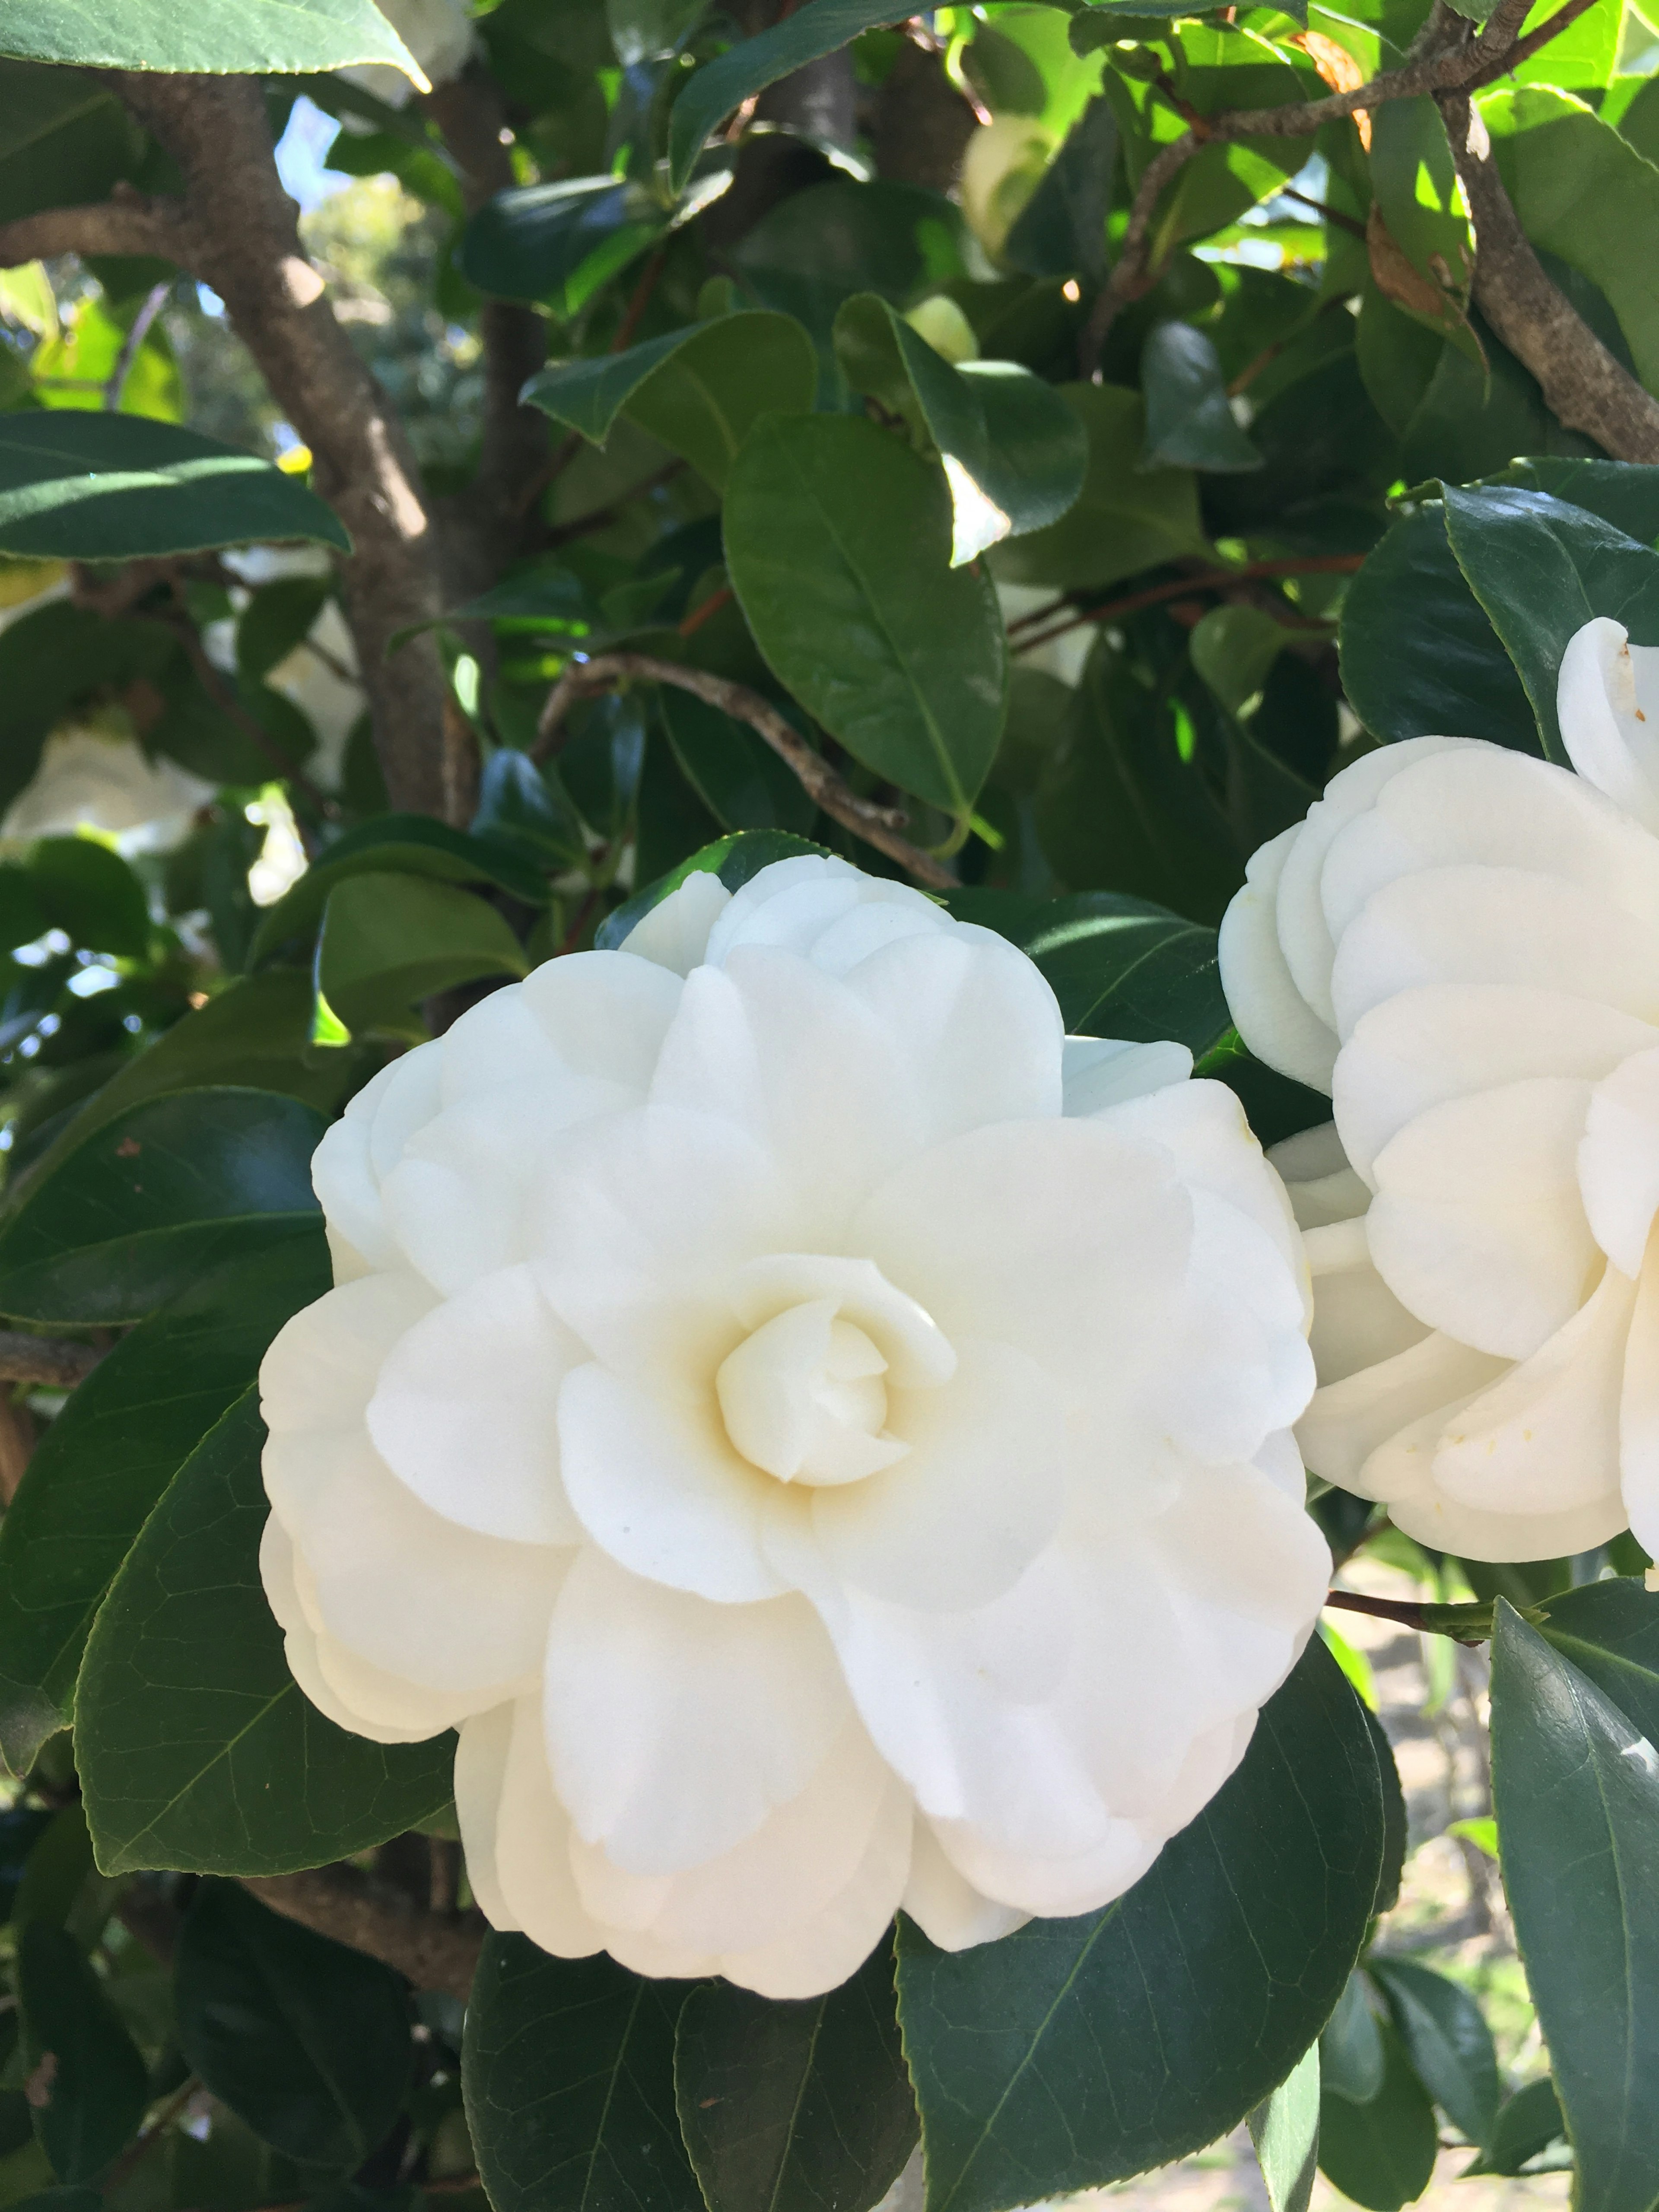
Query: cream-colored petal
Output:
[[493, 1697, 605, 1958], [1218, 825, 1339, 1093], [618, 869, 732, 974], [1619, 1238, 1659, 1559], [1062, 1037, 1193, 1116], [1303, 1218, 1431, 1387], [1298, 1330, 1506, 1496], [1558, 616, 1659, 835], [1580, 1044, 1659, 1278], [454, 1703, 521, 1931], [1269, 1122, 1372, 1230], [902, 1819, 1029, 1951]]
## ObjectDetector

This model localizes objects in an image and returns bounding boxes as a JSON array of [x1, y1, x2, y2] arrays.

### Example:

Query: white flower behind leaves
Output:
[[339, 0, 478, 106], [1221, 616, 1659, 1565], [261, 855, 1328, 1998], [3, 718, 211, 855]]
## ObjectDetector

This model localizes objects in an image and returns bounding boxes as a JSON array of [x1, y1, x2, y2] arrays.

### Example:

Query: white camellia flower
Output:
[[3, 718, 212, 855], [261, 854, 1328, 1997], [339, 0, 478, 106], [1220, 615, 1659, 1565]]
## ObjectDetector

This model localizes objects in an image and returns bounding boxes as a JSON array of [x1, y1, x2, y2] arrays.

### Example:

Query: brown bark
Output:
[[869, 42, 978, 194], [0, 1333, 104, 1389], [240, 1865, 486, 1999]]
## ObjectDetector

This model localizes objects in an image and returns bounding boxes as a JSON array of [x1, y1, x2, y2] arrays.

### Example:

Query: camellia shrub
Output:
[[2, 0, 1659, 2209]]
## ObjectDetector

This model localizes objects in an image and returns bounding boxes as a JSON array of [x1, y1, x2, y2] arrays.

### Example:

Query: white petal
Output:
[[1335, 985, 1656, 1185], [1303, 1217, 1431, 1387], [619, 869, 732, 974], [1269, 1122, 1372, 1230], [1558, 616, 1659, 835], [367, 1265, 586, 1544], [1218, 825, 1338, 1093], [454, 1703, 521, 1931], [1368, 1078, 1600, 1359], [1062, 1036, 1193, 1114], [703, 855, 940, 970], [1580, 1043, 1659, 1277], [1619, 1242, 1659, 1558], [713, 1784, 911, 1999], [902, 1820, 1029, 1951], [1299, 1329, 1507, 1497], [260, 1271, 438, 1438], [543, 1549, 850, 1874], [556, 1362, 786, 1603], [492, 1697, 605, 1957]]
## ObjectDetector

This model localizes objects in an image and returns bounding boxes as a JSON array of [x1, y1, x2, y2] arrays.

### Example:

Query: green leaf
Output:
[[1316, 2021, 1439, 2212], [1320, 1973, 1385, 2103], [0, 415, 348, 562], [1490, 1599, 1659, 2212], [1370, 1961, 1500, 2147], [674, 1944, 918, 2212], [833, 295, 1088, 562], [1366, 1704, 1407, 1916], [1005, 95, 1116, 282], [1248, 2045, 1321, 2212], [462, 1938, 702, 2212], [0, 0, 423, 76], [9, 1805, 92, 1936], [667, 0, 915, 192], [1442, 483, 1659, 764], [0, 1088, 322, 1327], [946, 886, 1230, 1054], [461, 174, 715, 318], [596, 828, 831, 951], [1189, 605, 1286, 718], [523, 313, 817, 491], [1494, 458, 1659, 546], [250, 815, 549, 964], [1464, 2078, 1565, 2177], [1141, 322, 1262, 473], [896, 1637, 1385, 2212], [175, 1883, 411, 2170], [1338, 504, 1537, 752], [1535, 1576, 1659, 1742], [317, 874, 528, 1042], [0, 1236, 331, 1779], [470, 748, 587, 869], [723, 413, 1007, 823], [1481, 89, 1659, 400], [27, 836, 148, 958], [659, 690, 816, 837], [16, 1924, 147, 2184], [990, 384, 1206, 593], [74, 1390, 454, 1876]]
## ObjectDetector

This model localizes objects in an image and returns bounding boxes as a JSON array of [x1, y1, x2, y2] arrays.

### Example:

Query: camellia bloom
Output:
[[1220, 616, 1659, 1564], [261, 855, 1328, 1996]]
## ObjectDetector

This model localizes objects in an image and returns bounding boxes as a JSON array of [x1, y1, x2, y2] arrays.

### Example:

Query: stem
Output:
[[103, 280, 172, 412], [104, 2077, 201, 2192], [533, 652, 957, 889], [1014, 554, 1363, 654], [1325, 1588, 1507, 1645]]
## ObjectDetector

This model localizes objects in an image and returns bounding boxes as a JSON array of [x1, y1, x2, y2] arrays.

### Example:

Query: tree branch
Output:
[[1437, 89, 1659, 461], [0, 1332, 104, 1388], [0, 186, 194, 272], [1078, 0, 1580, 373], [101, 74, 467, 823], [534, 653, 958, 888], [1012, 554, 1363, 654], [239, 1866, 485, 2000]]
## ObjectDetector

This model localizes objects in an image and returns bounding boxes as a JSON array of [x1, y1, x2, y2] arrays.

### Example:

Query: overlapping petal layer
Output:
[[264, 854, 1326, 1995], [1224, 619, 1659, 1560]]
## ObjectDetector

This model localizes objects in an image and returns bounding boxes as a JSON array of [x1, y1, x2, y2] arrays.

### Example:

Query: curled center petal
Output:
[[717, 1298, 910, 1485]]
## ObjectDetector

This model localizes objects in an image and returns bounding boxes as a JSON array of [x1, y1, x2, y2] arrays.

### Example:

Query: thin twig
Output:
[[1325, 1588, 1516, 1645], [1014, 554, 1364, 654], [533, 652, 957, 888], [104, 280, 172, 412], [105, 2078, 201, 2193], [0, 1332, 105, 1389], [1274, 184, 1367, 240], [678, 583, 734, 637]]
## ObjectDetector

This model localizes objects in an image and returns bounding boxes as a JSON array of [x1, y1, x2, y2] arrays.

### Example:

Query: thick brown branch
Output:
[[239, 1867, 485, 2000], [534, 653, 958, 889], [106, 74, 465, 822], [1079, 0, 1572, 373], [0, 1332, 104, 1389], [0, 187, 194, 273], [1439, 90, 1659, 461]]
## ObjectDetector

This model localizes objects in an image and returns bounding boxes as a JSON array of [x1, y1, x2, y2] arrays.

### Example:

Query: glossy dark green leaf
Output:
[[0, 1088, 322, 1326], [1005, 96, 1116, 282], [176, 1883, 411, 2169], [0, 0, 421, 73], [75, 1391, 454, 1876], [250, 815, 549, 963], [1366, 1705, 1407, 1916], [724, 413, 1006, 822], [463, 1937, 702, 2212], [16, 1923, 147, 2184], [1141, 322, 1262, 473], [1338, 504, 1537, 752], [1316, 2021, 1438, 2212], [470, 748, 587, 869], [28, 836, 149, 958], [0, 415, 349, 560], [674, 1944, 917, 2212], [1535, 1576, 1659, 1743], [1320, 1974, 1385, 2104], [991, 384, 1206, 593], [667, 0, 915, 190], [946, 887, 1230, 1055], [1248, 2044, 1320, 2212], [1442, 484, 1659, 765], [833, 295, 1087, 562], [596, 829, 830, 951], [523, 312, 817, 490], [1370, 1961, 1499, 2147], [317, 873, 527, 1041], [896, 1637, 1385, 2212], [0, 1235, 331, 1778], [1490, 1600, 1659, 2212], [461, 175, 676, 316], [1465, 2078, 1565, 2177], [659, 690, 816, 837], [9, 1803, 92, 1936], [1494, 459, 1659, 547]]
